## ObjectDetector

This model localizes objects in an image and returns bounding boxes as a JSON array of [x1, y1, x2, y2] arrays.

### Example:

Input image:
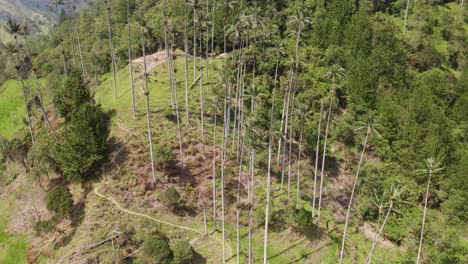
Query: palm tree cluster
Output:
[[1, 1, 458, 263]]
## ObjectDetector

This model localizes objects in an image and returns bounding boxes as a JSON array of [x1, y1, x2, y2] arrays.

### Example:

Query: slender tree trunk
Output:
[[163, 1, 176, 111], [193, 4, 197, 80], [205, 0, 209, 82], [141, 16, 156, 182], [403, 0, 410, 31], [221, 101, 227, 263], [127, 0, 136, 117], [36, 98, 58, 141], [248, 149, 254, 264], [416, 168, 433, 264], [210, 0, 215, 58], [199, 71, 205, 141], [317, 92, 334, 227], [75, 26, 86, 77], [312, 101, 323, 219], [277, 92, 287, 166], [280, 79, 292, 190], [69, 30, 77, 67], [287, 89, 295, 198], [184, 1, 190, 123], [339, 126, 371, 264], [105, 0, 118, 99], [236, 146, 244, 264], [365, 202, 393, 264], [263, 131, 272, 264], [203, 207, 208, 234], [212, 110, 217, 231], [20, 79, 35, 145], [296, 128, 303, 208]]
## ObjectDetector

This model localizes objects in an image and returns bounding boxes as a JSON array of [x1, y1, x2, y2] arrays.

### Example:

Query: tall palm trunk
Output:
[[75, 25, 86, 77], [236, 147, 244, 264], [163, 0, 176, 111], [416, 167, 434, 264], [339, 125, 371, 264], [280, 77, 292, 189], [193, 3, 197, 80], [247, 149, 255, 264], [127, 0, 136, 117], [199, 70, 205, 141], [287, 88, 295, 198], [403, 0, 410, 31], [317, 89, 334, 227], [20, 78, 35, 145], [141, 16, 156, 182], [365, 201, 393, 264], [35, 97, 58, 141], [0, 137, 14, 181], [221, 94, 228, 263], [312, 101, 323, 218], [184, 1, 190, 123], [105, 0, 118, 99], [212, 109, 217, 231], [263, 130, 273, 264], [296, 128, 303, 208]]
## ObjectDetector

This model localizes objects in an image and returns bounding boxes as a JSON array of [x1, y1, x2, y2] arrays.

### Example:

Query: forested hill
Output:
[[0, 0, 467, 263]]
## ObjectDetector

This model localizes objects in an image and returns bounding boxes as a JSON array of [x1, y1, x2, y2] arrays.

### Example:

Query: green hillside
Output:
[[0, 0, 466, 263]]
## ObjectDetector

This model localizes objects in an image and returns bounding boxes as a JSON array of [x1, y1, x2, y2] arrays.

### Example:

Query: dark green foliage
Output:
[[46, 186, 73, 216], [54, 70, 93, 121], [293, 208, 318, 236], [34, 215, 59, 235], [142, 233, 173, 264], [171, 239, 195, 264], [154, 144, 176, 171], [57, 103, 110, 181], [160, 187, 181, 210]]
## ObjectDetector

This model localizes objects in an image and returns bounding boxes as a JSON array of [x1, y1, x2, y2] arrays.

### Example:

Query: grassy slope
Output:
[[0, 188, 29, 264], [0, 80, 26, 139]]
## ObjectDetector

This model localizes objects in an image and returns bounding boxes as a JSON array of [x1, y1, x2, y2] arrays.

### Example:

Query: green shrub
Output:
[[171, 239, 194, 264], [154, 144, 176, 172], [160, 187, 181, 210], [142, 233, 173, 264], [294, 208, 318, 236], [33, 215, 59, 235], [46, 186, 73, 216]]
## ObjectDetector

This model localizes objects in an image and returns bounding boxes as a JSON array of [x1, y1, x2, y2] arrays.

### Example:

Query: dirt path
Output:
[[93, 183, 233, 260]]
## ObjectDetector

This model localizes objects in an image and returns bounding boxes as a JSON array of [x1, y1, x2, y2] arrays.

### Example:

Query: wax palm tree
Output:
[[187, 0, 201, 80], [184, 0, 190, 124], [2, 21, 35, 146], [104, 0, 118, 99], [317, 64, 346, 226], [416, 157, 443, 264], [312, 100, 323, 219], [208, 86, 223, 232], [365, 184, 408, 264], [127, 0, 136, 116], [263, 86, 282, 264], [339, 111, 381, 264], [49, 0, 68, 75], [287, 9, 310, 69], [294, 102, 312, 207], [140, 15, 156, 182], [403, 0, 411, 31]]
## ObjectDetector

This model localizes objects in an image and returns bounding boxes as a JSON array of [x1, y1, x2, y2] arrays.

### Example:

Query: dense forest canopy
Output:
[[0, 0, 466, 263]]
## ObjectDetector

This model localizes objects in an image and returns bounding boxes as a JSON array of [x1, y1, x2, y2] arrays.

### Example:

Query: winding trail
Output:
[[93, 183, 233, 260]]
